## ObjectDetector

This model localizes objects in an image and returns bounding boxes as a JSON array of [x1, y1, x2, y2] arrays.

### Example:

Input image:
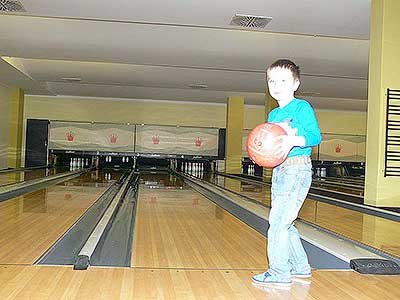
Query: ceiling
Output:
[[0, 0, 371, 111]]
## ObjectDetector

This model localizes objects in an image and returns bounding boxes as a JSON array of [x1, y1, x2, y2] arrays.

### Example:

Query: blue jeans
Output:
[[267, 157, 312, 281]]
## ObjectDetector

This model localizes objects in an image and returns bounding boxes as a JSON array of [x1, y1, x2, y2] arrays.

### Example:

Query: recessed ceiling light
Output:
[[61, 77, 82, 82], [298, 91, 321, 96], [188, 84, 208, 89]]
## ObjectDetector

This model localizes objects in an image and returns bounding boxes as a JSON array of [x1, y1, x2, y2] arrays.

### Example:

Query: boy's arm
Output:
[[273, 124, 306, 158], [293, 103, 321, 147], [273, 102, 321, 158]]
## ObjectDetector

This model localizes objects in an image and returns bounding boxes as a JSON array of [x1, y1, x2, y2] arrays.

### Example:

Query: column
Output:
[[364, 0, 400, 207], [225, 96, 244, 173], [8, 88, 24, 168]]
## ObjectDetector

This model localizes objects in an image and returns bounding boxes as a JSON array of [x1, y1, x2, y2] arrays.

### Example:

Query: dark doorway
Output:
[[25, 119, 49, 167]]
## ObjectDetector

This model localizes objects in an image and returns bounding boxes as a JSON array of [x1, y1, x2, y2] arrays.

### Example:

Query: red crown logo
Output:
[[110, 134, 118, 144], [152, 135, 160, 145], [66, 131, 74, 142], [335, 144, 342, 153], [195, 137, 202, 147]]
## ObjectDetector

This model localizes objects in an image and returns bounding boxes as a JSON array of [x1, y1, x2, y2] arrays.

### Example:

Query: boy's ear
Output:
[[294, 79, 300, 91]]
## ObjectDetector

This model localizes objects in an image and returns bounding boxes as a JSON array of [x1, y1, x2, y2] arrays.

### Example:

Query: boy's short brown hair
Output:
[[266, 59, 300, 81]]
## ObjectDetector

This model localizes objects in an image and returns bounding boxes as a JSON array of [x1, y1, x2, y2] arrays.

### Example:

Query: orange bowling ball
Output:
[[246, 122, 288, 167]]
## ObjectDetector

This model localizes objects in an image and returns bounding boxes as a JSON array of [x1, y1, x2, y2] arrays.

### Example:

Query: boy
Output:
[[251, 59, 322, 286]]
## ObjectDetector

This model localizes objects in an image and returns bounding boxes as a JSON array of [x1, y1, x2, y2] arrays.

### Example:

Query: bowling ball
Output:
[[246, 122, 288, 167]]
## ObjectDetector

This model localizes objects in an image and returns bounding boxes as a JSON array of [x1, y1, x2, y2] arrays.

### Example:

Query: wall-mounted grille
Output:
[[0, 0, 25, 12], [384, 89, 400, 176], [230, 14, 272, 29]]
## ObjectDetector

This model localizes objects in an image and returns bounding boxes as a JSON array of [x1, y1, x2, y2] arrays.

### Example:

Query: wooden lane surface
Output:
[[0, 265, 399, 300], [0, 169, 47, 187], [0, 172, 113, 264], [0, 167, 69, 187], [132, 185, 268, 269], [211, 174, 400, 257], [0, 171, 25, 186]]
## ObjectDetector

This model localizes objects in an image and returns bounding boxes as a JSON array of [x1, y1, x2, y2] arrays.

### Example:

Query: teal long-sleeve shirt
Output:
[[267, 98, 322, 158]]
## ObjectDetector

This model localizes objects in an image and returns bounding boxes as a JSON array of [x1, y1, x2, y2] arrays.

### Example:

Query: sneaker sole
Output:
[[251, 278, 293, 287], [252, 282, 292, 291], [291, 274, 312, 278]]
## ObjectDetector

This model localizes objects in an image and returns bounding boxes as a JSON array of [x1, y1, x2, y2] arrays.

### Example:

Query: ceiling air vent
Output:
[[230, 14, 272, 29], [0, 0, 26, 12]]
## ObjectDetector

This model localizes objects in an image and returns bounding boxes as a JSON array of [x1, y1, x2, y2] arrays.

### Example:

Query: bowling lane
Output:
[[202, 172, 400, 258], [312, 178, 364, 196], [322, 176, 364, 185], [236, 173, 365, 197], [132, 172, 267, 269], [2, 265, 400, 300], [0, 170, 123, 264], [0, 167, 70, 187]]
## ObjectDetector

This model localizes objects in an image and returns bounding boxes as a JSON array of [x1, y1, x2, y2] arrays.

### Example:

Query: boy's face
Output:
[[267, 67, 300, 104]]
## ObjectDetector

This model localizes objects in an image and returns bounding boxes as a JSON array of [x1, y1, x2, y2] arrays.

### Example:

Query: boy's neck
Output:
[[277, 97, 295, 108]]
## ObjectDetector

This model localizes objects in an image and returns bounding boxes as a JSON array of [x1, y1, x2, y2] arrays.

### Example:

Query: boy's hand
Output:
[[271, 124, 306, 158], [273, 135, 297, 158], [275, 122, 297, 136]]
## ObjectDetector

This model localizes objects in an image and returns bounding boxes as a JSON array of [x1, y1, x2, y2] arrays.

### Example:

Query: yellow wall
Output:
[[25, 95, 268, 129], [23, 95, 367, 165], [0, 83, 12, 169], [25, 95, 366, 135], [316, 110, 366, 135], [244, 105, 266, 129]]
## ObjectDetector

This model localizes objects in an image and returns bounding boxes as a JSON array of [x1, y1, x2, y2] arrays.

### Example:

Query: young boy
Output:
[[251, 59, 322, 286]]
